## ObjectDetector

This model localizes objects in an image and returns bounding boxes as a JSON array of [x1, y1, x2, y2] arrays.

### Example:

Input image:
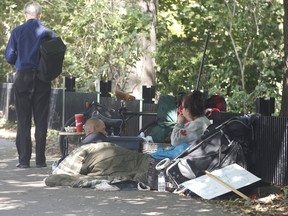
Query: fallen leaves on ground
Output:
[[206, 187, 288, 215]]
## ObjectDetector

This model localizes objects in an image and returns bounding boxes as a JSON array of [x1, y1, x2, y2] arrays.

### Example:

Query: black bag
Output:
[[161, 115, 256, 188], [146, 157, 162, 190], [205, 95, 227, 112], [146, 157, 174, 191], [38, 37, 66, 82]]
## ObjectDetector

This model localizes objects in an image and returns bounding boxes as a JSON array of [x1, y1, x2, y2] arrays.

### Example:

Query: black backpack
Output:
[[38, 37, 66, 82]]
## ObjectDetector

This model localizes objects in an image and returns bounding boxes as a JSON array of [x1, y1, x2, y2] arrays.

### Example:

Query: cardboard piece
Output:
[[181, 163, 261, 200]]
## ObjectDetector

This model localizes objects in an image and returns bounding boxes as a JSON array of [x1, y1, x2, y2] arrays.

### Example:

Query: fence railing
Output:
[[0, 83, 158, 136]]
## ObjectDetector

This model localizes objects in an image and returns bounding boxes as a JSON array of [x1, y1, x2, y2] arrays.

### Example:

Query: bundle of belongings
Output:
[[45, 115, 256, 193], [45, 142, 150, 191]]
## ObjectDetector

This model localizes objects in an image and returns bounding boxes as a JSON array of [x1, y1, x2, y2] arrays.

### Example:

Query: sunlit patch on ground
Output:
[[0, 197, 25, 210], [141, 212, 164, 215], [0, 163, 9, 168], [1, 179, 46, 188]]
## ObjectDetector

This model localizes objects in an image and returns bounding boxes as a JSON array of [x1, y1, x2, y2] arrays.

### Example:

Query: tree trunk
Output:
[[280, 0, 288, 116], [126, 0, 157, 99]]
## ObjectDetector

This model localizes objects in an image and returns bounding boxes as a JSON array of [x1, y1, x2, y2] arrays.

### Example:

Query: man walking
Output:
[[5, 2, 55, 168]]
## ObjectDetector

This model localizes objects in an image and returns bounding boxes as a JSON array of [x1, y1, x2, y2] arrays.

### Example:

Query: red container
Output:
[[75, 114, 84, 132]]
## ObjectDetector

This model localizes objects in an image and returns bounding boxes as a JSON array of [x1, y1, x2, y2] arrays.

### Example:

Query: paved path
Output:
[[0, 138, 238, 216]]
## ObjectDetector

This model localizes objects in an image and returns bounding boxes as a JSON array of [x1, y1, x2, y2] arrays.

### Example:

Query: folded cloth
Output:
[[149, 143, 190, 160]]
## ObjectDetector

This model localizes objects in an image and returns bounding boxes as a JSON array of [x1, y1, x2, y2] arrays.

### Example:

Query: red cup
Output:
[[75, 114, 84, 132]]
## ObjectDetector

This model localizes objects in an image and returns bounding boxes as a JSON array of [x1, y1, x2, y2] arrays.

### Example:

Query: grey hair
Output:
[[24, 2, 42, 16]]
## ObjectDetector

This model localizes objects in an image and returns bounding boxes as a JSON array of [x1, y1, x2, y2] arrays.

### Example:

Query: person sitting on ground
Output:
[[170, 90, 211, 146], [79, 118, 107, 146]]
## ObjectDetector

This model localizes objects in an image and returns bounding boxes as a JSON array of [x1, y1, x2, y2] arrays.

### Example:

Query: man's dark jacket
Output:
[[80, 132, 107, 146]]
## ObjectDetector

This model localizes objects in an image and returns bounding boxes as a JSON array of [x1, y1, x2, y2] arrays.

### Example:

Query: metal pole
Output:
[[196, 34, 210, 90], [62, 76, 65, 128]]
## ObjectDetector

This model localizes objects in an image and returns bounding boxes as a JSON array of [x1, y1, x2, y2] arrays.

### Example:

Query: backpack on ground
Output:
[[38, 37, 66, 82], [149, 95, 177, 143], [205, 95, 227, 112], [159, 115, 256, 189]]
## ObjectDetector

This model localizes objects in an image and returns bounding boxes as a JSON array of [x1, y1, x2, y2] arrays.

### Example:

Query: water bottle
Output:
[[158, 171, 166, 192], [51, 160, 58, 171]]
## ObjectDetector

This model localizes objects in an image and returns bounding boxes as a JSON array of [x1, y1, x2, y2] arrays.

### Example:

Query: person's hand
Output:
[[177, 113, 186, 123]]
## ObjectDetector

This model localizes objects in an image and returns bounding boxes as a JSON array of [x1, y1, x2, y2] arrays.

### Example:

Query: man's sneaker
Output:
[[36, 163, 47, 168], [16, 163, 30, 168]]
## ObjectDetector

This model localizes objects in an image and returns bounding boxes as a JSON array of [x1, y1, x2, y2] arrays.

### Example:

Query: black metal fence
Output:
[[253, 116, 288, 185], [0, 83, 158, 136], [211, 112, 288, 185], [0, 83, 15, 122]]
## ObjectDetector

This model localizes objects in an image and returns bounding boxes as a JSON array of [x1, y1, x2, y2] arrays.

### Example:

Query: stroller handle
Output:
[[155, 158, 171, 171]]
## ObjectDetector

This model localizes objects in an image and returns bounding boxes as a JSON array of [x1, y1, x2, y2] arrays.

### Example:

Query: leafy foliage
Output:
[[0, 0, 285, 114], [0, 0, 152, 92], [156, 0, 284, 114], [0, 0, 26, 81]]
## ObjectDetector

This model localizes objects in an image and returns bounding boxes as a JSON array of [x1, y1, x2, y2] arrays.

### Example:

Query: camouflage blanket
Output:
[[44, 142, 150, 190]]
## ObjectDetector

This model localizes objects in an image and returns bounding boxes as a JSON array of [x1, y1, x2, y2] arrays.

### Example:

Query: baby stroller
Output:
[[155, 115, 256, 189]]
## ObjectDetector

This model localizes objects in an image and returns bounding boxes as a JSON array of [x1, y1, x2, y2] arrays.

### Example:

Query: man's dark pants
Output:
[[13, 70, 51, 166]]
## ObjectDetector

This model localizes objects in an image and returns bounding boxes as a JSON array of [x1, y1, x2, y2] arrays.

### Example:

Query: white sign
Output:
[[181, 163, 261, 200]]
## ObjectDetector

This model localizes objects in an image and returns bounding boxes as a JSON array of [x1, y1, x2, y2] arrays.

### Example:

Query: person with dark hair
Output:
[[176, 92, 186, 116], [5, 2, 55, 168], [170, 90, 211, 146]]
